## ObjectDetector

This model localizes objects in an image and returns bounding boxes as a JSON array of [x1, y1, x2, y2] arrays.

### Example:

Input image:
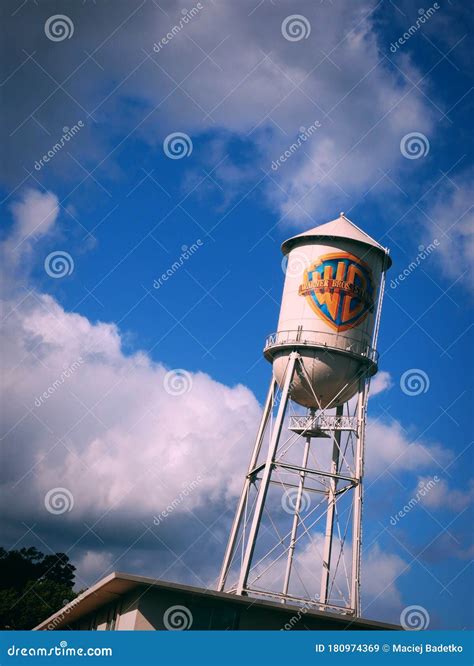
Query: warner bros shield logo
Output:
[[298, 252, 375, 331]]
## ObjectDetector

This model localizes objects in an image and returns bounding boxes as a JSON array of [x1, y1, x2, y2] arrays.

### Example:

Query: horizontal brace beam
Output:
[[268, 479, 328, 494], [335, 483, 356, 496], [249, 462, 359, 485], [276, 462, 358, 484], [247, 462, 265, 478]]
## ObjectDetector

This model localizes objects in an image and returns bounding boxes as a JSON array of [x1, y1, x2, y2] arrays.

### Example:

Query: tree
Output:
[[0, 547, 77, 629]]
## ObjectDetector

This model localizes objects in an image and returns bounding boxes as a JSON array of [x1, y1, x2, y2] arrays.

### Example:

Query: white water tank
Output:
[[264, 214, 391, 408]]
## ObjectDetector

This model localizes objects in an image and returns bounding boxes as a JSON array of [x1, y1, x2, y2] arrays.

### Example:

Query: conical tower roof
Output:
[[281, 213, 392, 268]]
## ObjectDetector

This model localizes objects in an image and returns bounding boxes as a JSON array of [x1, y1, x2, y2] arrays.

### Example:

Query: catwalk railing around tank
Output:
[[263, 329, 378, 363]]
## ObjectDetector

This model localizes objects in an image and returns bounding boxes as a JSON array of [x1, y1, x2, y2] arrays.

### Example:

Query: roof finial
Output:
[[339, 211, 345, 217]]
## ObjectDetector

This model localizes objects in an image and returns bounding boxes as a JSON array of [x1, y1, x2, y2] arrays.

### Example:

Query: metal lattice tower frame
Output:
[[217, 273, 386, 617]]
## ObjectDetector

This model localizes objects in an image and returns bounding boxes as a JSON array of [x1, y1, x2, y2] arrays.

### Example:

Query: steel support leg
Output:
[[281, 424, 312, 599], [217, 377, 276, 591], [236, 352, 298, 595], [319, 404, 344, 606], [350, 378, 367, 616]]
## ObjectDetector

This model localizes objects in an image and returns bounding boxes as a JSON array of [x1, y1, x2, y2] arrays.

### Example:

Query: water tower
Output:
[[217, 213, 391, 617]]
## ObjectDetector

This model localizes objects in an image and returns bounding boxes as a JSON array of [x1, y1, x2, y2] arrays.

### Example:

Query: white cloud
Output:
[[421, 174, 474, 292], [416, 476, 474, 512], [2, 189, 59, 267], [361, 543, 407, 618], [9, 189, 59, 242], [146, 0, 433, 221], [0, 188, 260, 530], [75, 550, 115, 586], [370, 370, 393, 396], [0, 290, 261, 523], [365, 418, 451, 476], [2, 1, 435, 223]]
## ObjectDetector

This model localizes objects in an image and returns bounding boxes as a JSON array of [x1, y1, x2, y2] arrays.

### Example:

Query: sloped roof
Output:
[[34, 571, 400, 631], [281, 213, 392, 267]]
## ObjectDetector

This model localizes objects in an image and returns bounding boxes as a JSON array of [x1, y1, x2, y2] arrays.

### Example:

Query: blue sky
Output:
[[0, 0, 472, 629]]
